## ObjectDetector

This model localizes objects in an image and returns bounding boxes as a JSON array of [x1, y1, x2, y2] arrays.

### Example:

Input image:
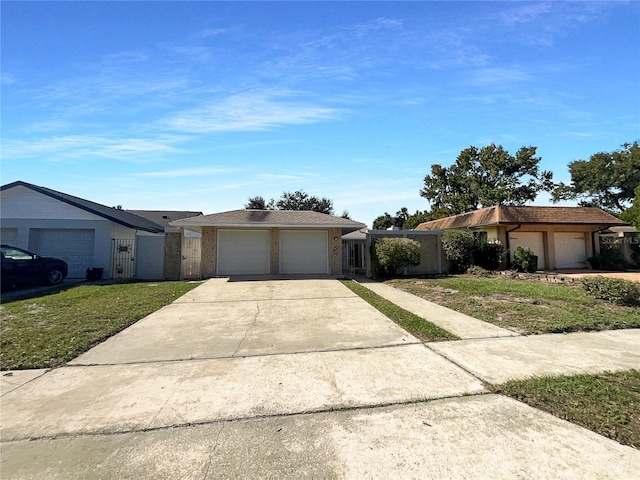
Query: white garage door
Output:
[[217, 230, 270, 275], [279, 230, 329, 275], [509, 231, 545, 269], [1, 228, 18, 245], [554, 232, 588, 269], [29, 229, 95, 278]]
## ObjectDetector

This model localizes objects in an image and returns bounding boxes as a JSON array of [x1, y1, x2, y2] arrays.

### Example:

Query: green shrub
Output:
[[631, 241, 640, 267], [512, 246, 538, 273], [466, 265, 492, 277], [374, 237, 421, 276], [473, 240, 504, 270], [588, 247, 628, 271], [442, 230, 476, 273], [369, 241, 383, 277], [582, 277, 640, 306]]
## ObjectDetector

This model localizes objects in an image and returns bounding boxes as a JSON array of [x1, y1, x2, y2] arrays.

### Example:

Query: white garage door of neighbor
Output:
[[509, 231, 545, 269], [1, 228, 18, 246], [554, 232, 588, 269], [217, 230, 270, 275], [279, 230, 329, 275], [29, 229, 95, 278]]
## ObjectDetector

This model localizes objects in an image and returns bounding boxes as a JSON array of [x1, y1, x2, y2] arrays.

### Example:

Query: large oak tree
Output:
[[420, 144, 554, 217], [552, 141, 640, 214]]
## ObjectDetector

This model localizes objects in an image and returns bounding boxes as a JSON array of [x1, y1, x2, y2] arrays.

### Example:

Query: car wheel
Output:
[[46, 268, 64, 285]]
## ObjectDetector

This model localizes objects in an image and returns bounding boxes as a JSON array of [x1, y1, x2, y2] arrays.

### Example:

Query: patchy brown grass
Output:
[[386, 276, 639, 335], [492, 370, 640, 449]]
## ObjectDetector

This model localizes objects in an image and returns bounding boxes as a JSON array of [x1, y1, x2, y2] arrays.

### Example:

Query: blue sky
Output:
[[2, 1, 639, 226]]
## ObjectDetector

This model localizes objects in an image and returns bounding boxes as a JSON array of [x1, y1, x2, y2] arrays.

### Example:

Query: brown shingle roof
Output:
[[342, 228, 367, 240], [171, 209, 366, 232], [415, 205, 627, 231]]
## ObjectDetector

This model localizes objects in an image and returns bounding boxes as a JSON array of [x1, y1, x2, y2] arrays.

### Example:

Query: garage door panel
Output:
[[29, 229, 95, 278], [509, 232, 545, 269], [1, 228, 18, 246], [217, 230, 270, 275], [555, 232, 587, 269], [280, 230, 329, 275]]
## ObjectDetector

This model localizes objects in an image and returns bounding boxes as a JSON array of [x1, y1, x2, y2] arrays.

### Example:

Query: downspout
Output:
[[504, 224, 522, 269]]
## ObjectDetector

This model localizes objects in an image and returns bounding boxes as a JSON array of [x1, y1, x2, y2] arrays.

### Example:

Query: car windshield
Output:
[[1, 248, 34, 260]]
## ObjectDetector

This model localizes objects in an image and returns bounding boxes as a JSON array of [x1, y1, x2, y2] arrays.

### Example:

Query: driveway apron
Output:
[[2, 278, 639, 478], [1, 278, 485, 442]]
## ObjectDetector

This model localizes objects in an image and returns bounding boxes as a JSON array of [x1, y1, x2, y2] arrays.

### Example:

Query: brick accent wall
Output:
[[201, 227, 216, 278]]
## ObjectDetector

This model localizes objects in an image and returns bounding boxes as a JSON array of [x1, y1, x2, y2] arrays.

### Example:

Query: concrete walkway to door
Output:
[[1, 277, 639, 479]]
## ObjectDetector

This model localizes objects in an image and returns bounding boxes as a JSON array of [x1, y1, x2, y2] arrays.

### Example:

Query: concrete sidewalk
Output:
[[357, 279, 517, 339], [358, 278, 640, 383], [3, 395, 638, 479], [2, 277, 639, 478]]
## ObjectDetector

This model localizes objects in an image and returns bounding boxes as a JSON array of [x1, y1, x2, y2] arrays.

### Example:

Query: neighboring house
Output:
[[1, 181, 165, 279], [127, 210, 203, 280], [415, 205, 628, 270], [600, 225, 640, 266], [170, 209, 366, 278]]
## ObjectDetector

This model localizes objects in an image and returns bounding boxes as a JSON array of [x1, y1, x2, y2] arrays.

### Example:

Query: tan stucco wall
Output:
[[329, 227, 342, 275], [406, 234, 442, 275], [201, 227, 217, 278], [163, 232, 182, 280]]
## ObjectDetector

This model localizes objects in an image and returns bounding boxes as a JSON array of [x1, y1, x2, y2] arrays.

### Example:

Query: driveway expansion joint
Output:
[[176, 295, 358, 304], [64, 341, 427, 367], [425, 343, 493, 385], [0, 391, 494, 443]]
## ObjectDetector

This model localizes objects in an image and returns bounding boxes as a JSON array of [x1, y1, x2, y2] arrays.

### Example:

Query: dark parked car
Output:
[[1, 245, 68, 288]]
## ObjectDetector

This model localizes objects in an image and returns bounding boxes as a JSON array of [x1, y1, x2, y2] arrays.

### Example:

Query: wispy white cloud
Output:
[[164, 90, 346, 133], [490, 2, 620, 46], [2, 134, 184, 161], [468, 67, 534, 87], [1, 73, 18, 85], [133, 166, 244, 177]]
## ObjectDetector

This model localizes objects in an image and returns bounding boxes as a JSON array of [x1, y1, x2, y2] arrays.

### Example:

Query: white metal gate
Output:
[[343, 240, 366, 275], [182, 236, 201, 279], [112, 239, 136, 279]]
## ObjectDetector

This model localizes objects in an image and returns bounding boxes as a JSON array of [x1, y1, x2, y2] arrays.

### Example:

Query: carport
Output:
[[170, 209, 365, 278]]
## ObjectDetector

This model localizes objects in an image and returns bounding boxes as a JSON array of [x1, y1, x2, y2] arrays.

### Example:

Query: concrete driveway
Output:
[[2, 278, 639, 478]]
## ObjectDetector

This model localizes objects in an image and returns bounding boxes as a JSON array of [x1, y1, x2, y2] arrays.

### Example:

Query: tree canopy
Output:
[[420, 144, 554, 216], [372, 208, 433, 230], [245, 196, 269, 210], [552, 142, 640, 214], [620, 184, 640, 229], [245, 190, 334, 215]]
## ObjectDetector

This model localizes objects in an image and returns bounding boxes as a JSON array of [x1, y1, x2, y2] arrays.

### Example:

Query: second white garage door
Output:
[[217, 230, 270, 275], [279, 230, 329, 275], [554, 232, 588, 269]]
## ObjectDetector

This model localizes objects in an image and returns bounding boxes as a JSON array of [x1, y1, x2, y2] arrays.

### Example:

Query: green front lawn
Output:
[[1, 281, 200, 370], [492, 370, 640, 450], [386, 276, 640, 334]]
